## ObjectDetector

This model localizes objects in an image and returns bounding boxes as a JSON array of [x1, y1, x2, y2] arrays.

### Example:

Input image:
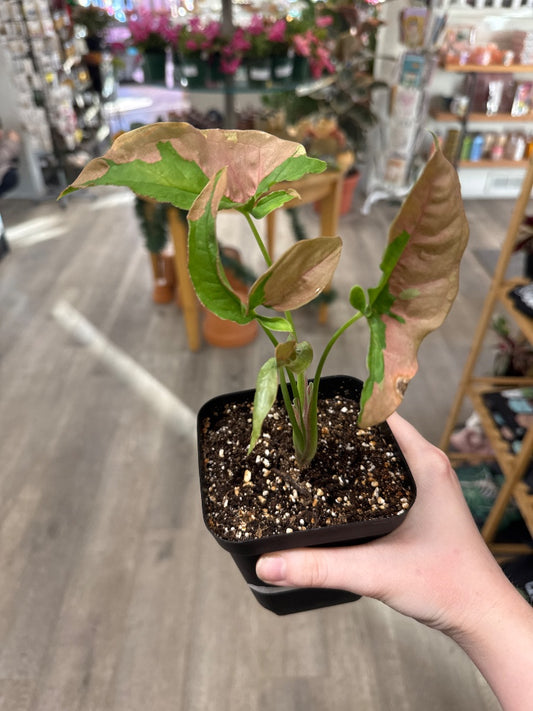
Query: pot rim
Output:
[[197, 374, 416, 556]]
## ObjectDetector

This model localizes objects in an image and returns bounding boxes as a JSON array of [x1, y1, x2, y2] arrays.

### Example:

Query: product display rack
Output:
[[432, 62, 533, 170], [425, 1, 533, 197], [440, 155, 533, 557], [0, 0, 109, 197]]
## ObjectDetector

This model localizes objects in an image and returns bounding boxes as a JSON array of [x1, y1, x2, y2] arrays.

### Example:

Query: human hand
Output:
[[257, 413, 533, 710], [256, 412, 510, 636], [7, 130, 20, 143]]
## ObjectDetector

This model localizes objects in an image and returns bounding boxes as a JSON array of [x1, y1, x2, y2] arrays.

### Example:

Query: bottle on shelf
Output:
[[470, 133, 485, 162]]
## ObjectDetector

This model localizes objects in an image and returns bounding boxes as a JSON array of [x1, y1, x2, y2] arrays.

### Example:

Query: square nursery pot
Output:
[[197, 375, 416, 615]]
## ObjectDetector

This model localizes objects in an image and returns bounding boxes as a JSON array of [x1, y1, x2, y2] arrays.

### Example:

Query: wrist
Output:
[[449, 577, 533, 710]]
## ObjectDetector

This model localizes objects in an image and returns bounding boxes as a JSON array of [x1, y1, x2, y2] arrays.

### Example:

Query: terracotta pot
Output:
[[150, 251, 175, 304], [314, 171, 360, 216], [339, 171, 360, 215], [197, 375, 416, 615], [202, 289, 258, 348]]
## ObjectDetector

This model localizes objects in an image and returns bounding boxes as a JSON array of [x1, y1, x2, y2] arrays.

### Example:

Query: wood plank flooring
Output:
[[0, 185, 513, 710]]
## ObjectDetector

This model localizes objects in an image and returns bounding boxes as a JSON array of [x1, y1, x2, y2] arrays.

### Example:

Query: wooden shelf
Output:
[[440, 156, 533, 552], [441, 63, 533, 73], [431, 111, 533, 123], [514, 482, 533, 537], [498, 278, 533, 342], [459, 159, 530, 169]]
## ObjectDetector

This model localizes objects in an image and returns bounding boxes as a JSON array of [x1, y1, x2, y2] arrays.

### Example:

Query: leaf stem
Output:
[[242, 211, 272, 267], [297, 311, 365, 467]]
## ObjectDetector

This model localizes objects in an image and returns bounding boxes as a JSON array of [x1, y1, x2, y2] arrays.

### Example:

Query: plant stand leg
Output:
[[318, 173, 343, 324], [167, 207, 201, 352]]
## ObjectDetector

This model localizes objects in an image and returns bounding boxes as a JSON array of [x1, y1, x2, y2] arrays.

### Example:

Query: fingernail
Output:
[[256, 554, 286, 583]]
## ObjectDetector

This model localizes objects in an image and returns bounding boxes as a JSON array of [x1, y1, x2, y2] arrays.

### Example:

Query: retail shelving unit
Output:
[[425, 1, 533, 197], [440, 155, 533, 557], [432, 62, 533, 169], [0, 0, 109, 197]]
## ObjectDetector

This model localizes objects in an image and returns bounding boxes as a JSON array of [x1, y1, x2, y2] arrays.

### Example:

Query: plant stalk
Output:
[[296, 311, 365, 467]]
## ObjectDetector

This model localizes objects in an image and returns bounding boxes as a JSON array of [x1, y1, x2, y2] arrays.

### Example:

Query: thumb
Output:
[[256, 545, 383, 597]]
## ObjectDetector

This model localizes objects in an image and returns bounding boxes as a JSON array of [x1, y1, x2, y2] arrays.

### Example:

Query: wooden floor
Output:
[[0, 184, 515, 711]]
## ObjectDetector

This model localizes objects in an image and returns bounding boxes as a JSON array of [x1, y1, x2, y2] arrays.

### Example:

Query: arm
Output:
[[256, 413, 533, 711]]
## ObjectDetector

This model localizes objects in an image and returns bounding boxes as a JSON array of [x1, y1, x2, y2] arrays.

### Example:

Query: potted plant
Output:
[[72, 5, 114, 94], [59, 123, 469, 614], [127, 9, 172, 83], [243, 15, 274, 86], [72, 5, 113, 51], [262, 3, 387, 214]]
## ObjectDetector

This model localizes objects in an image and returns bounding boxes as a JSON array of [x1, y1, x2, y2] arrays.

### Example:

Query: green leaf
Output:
[[367, 230, 410, 310], [249, 237, 342, 311], [359, 315, 386, 417], [251, 189, 299, 219], [275, 340, 313, 374], [187, 170, 251, 324], [255, 314, 293, 332], [60, 141, 209, 209], [349, 285, 366, 313], [255, 154, 326, 197], [248, 358, 279, 454]]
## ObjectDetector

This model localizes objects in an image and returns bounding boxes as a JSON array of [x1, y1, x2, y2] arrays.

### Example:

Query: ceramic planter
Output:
[[291, 55, 311, 83], [271, 54, 294, 85], [197, 375, 416, 615], [178, 56, 207, 88], [246, 58, 272, 87], [143, 50, 166, 83]]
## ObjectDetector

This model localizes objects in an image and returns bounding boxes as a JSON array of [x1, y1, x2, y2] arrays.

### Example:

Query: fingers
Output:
[[256, 545, 382, 597], [387, 411, 435, 465]]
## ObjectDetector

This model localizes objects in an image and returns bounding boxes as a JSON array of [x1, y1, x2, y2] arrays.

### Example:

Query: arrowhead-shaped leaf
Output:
[[60, 122, 325, 208], [359, 148, 469, 427], [249, 237, 342, 312]]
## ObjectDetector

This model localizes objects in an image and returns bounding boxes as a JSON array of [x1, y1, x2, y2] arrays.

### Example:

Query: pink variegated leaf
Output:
[[359, 147, 469, 427]]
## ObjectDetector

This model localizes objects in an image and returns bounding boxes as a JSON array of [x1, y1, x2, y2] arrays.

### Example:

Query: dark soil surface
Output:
[[199, 393, 415, 542]]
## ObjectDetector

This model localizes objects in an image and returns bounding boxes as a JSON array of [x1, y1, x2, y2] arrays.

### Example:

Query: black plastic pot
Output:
[[197, 375, 416, 615]]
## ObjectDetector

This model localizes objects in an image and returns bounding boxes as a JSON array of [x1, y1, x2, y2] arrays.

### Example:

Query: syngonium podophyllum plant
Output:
[[60, 123, 469, 467]]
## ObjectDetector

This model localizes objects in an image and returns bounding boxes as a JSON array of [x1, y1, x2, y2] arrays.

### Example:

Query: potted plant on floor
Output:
[[60, 123, 469, 614]]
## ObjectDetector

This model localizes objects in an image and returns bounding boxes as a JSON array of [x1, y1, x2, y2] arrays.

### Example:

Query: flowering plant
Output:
[[244, 15, 273, 59], [219, 27, 251, 74], [174, 17, 223, 59], [127, 9, 173, 53], [290, 16, 335, 78]]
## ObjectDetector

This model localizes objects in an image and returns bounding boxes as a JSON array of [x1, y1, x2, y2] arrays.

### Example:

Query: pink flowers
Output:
[[126, 10, 335, 78], [127, 10, 172, 52], [268, 19, 287, 44], [292, 29, 335, 78]]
